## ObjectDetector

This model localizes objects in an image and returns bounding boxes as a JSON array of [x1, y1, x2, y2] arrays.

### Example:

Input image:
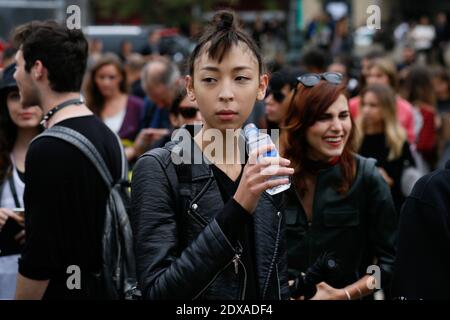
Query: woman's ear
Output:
[[186, 75, 196, 102], [169, 113, 180, 128], [257, 74, 269, 101]]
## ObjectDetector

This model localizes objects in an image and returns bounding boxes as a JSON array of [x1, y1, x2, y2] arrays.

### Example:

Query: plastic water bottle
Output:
[[243, 123, 291, 195]]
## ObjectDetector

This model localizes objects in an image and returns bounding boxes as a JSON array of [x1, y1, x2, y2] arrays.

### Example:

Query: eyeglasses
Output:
[[296, 72, 343, 87], [179, 106, 199, 119]]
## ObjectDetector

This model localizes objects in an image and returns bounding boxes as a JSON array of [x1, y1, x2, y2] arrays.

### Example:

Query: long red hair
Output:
[[282, 81, 356, 196]]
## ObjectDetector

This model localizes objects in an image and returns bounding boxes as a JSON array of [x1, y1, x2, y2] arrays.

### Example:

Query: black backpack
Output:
[[35, 125, 138, 299]]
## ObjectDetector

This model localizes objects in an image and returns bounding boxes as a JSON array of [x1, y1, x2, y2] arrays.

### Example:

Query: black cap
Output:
[[0, 63, 17, 93]]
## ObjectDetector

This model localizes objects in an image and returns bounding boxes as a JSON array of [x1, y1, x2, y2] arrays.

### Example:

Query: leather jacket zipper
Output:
[[275, 264, 281, 300], [187, 205, 207, 227], [187, 173, 248, 300], [232, 253, 241, 274], [238, 259, 247, 300], [193, 244, 245, 300], [192, 258, 234, 300], [262, 211, 282, 299], [231, 243, 247, 300]]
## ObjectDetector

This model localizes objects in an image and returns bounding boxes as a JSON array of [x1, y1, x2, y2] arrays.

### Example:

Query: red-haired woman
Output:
[[282, 73, 397, 300]]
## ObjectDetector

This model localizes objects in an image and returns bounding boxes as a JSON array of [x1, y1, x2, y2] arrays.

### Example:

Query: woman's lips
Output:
[[216, 110, 238, 121], [19, 112, 36, 119], [323, 136, 343, 148]]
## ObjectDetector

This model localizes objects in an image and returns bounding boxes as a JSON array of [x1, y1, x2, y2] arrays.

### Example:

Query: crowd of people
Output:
[[0, 9, 449, 300]]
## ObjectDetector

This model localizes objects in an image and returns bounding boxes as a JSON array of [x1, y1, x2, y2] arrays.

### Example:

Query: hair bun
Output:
[[213, 10, 236, 31]]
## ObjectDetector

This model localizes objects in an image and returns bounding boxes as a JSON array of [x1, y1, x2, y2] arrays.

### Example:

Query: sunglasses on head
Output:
[[179, 106, 199, 119], [286, 72, 343, 116], [296, 72, 343, 87]]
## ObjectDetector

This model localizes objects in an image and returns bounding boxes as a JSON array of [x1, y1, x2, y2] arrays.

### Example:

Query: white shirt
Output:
[[0, 159, 23, 300], [103, 108, 126, 134], [0, 163, 24, 209], [411, 25, 436, 51]]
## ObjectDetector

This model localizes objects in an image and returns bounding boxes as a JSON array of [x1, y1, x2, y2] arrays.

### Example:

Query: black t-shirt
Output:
[[212, 165, 259, 300], [359, 133, 415, 213], [19, 115, 121, 299], [437, 98, 450, 114]]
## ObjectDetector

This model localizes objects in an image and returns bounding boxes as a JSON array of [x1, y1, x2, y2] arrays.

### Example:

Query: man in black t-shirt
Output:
[[12, 21, 121, 299]]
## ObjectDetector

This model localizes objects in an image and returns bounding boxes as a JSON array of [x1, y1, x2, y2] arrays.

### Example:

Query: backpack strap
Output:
[[0, 158, 24, 208], [0, 176, 4, 207], [148, 145, 192, 216], [32, 126, 116, 189], [359, 155, 378, 191], [8, 173, 21, 208]]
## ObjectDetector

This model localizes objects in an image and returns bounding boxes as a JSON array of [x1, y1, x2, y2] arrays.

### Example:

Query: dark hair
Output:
[[301, 47, 329, 73], [268, 69, 297, 93], [85, 54, 128, 116], [0, 88, 17, 182], [403, 65, 436, 106], [12, 20, 88, 93], [188, 10, 264, 77], [282, 81, 356, 195], [170, 88, 188, 116]]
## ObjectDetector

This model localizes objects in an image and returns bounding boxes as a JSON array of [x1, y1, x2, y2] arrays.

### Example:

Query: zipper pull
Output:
[[232, 254, 240, 274]]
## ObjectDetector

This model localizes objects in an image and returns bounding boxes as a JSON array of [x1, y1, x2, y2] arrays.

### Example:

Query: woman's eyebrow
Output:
[[232, 66, 253, 72], [199, 66, 253, 72], [200, 66, 220, 72]]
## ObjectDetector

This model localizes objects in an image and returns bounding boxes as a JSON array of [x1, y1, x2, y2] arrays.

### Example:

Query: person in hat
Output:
[[0, 63, 42, 299]]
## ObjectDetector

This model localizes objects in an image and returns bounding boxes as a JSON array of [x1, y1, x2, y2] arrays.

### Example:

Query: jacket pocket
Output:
[[323, 209, 360, 227]]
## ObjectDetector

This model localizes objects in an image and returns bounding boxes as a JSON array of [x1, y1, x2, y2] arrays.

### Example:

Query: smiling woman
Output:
[[282, 77, 397, 300]]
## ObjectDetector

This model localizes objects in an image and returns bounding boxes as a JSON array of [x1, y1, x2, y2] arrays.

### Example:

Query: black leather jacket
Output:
[[131, 136, 289, 300], [285, 155, 397, 291]]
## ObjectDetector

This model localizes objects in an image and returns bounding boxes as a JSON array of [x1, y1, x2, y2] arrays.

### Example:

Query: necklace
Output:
[[41, 98, 83, 127]]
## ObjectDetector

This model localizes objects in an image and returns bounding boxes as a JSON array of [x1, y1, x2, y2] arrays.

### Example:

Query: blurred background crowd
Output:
[[1, 0, 450, 188], [2, 0, 450, 300]]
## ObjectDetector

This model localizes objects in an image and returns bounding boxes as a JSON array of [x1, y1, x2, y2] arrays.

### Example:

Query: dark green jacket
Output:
[[285, 155, 397, 291]]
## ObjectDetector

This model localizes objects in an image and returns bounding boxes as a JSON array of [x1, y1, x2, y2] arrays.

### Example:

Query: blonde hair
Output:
[[368, 58, 398, 90], [356, 84, 406, 160]]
